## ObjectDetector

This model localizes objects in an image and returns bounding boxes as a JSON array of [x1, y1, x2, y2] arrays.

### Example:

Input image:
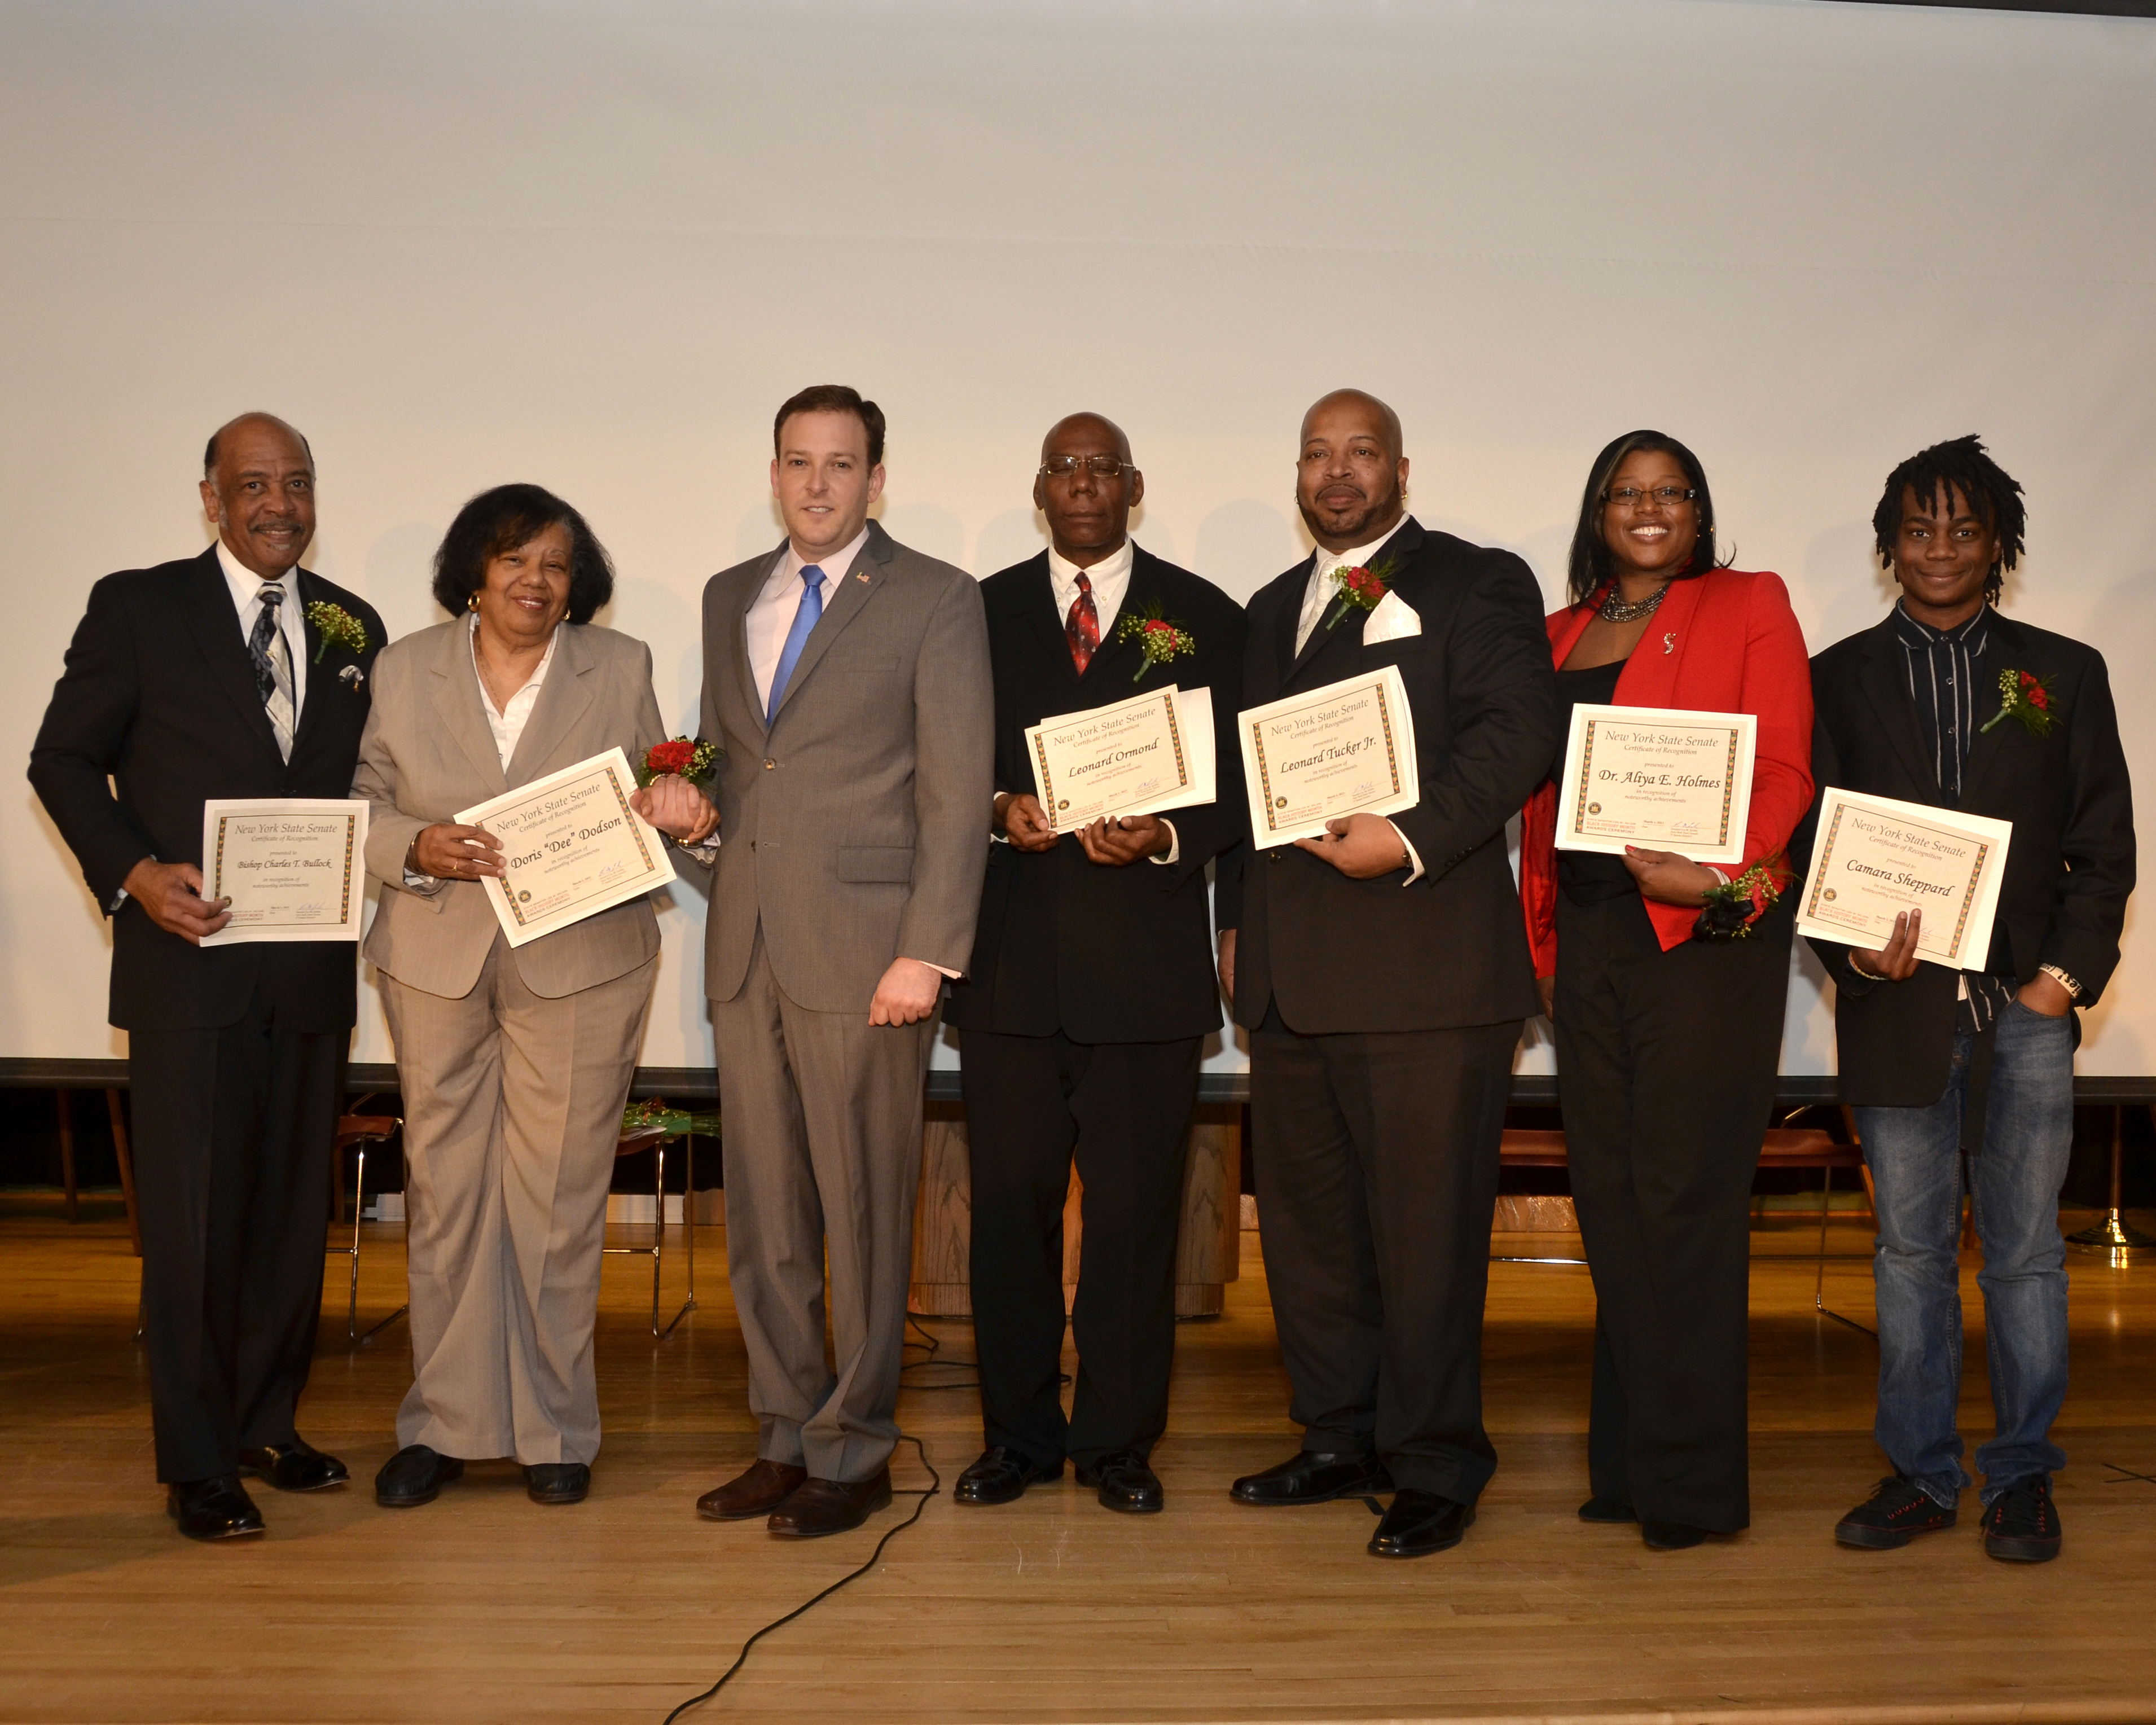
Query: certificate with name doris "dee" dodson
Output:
[[1795, 787, 2013, 969], [199, 798, 368, 946], [1554, 704, 1757, 868], [458, 747, 675, 950], [1238, 665, 1420, 848], [1026, 684, 1217, 833]]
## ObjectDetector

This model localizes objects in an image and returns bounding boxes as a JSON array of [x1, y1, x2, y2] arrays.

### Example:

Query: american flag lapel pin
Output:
[[856, 570, 870, 583]]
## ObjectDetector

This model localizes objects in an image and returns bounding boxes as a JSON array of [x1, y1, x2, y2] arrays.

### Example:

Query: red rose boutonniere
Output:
[[1979, 668, 2058, 739], [1113, 606, 1196, 682], [637, 735, 718, 787], [1323, 557, 1397, 632]]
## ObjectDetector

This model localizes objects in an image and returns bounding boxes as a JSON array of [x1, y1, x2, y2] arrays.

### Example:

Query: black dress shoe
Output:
[[1579, 1494, 1637, 1524], [239, 1438, 350, 1494], [375, 1444, 464, 1508], [698, 1458, 807, 1521], [1231, 1450, 1393, 1506], [168, 1475, 266, 1542], [954, 1447, 1062, 1506], [1835, 1475, 1957, 1549], [1075, 1449, 1163, 1515], [1642, 1520, 1712, 1550], [1369, 1489, 1474, 1558], [524, 1463, 590, 1505], [767, 1469, 893, 1539]]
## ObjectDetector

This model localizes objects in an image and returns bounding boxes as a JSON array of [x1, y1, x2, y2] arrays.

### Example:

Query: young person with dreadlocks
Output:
[[1808, 436, 2133, 1564], [1517, 431, 1813, 1550]]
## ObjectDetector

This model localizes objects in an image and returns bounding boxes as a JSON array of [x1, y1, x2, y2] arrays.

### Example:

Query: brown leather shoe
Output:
[[697, 1458, 807, 1521], [767, 1468, 893, 1539]]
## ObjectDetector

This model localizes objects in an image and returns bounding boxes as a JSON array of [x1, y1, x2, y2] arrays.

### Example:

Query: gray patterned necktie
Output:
[[250, 583, 296, 761]]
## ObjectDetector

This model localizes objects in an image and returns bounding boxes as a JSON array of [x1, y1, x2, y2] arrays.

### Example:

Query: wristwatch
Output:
[[2038, 963, 2083, 1000]]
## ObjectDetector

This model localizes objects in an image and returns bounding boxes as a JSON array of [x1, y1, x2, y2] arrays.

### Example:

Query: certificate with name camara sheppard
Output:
[[456, 747, 676, 950], [1026, 684, 1217, 833], [1238, 664, 1420, 849], [1796, 787, 2013, 970], [1555, 704, 1757, 868], [198, 798, 368, 946]]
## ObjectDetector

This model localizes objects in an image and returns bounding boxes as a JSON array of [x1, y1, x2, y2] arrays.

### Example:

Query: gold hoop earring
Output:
[[467, 592, 480, 613]]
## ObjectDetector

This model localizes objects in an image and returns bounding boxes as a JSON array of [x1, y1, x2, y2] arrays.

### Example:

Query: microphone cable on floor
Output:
[[660, 1432, 942, 1723]]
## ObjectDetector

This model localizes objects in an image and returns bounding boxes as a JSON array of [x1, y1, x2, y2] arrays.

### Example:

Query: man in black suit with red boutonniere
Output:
[[29, 414, 385, 1541], [1215, 389, 1559, 1559], [1806, 437, 2133, 1565], [945, 413, 1246, 1516]]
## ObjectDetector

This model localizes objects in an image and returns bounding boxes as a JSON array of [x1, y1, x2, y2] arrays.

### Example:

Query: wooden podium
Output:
[[909, 1101, 1242, 1318]]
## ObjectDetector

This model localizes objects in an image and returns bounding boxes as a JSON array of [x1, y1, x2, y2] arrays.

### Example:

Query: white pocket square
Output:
[[1363, 589, 1422, 644]]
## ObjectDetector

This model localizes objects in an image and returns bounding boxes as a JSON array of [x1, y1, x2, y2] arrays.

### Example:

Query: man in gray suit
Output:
[[690, 384, 993, 1538]]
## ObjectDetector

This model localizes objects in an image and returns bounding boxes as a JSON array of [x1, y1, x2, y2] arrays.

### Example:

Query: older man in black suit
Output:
[[29, 414, 384, 1540], [946, 413, 1245, 1516], [1217, 389, 1559, 1560]]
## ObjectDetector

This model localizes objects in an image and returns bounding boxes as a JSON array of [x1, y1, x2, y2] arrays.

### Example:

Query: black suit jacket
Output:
[[1218, 517, 1559, 1035], [1801, 609, 2134, 1104], [29, 548, 386, 1033], [945, 547, 1246, 1044]]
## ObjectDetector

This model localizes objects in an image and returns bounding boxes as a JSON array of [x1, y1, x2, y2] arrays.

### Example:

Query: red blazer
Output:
[[1520, 568, 1814, 976]]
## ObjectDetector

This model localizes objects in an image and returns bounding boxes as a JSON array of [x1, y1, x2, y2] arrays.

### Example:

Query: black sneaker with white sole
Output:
[[1982, 1476, 2062, 1564], [1834, 1475, 1957, 1549]]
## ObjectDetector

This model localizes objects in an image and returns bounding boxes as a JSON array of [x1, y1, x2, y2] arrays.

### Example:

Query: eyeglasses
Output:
[[1040, 455, 1132, 480], [1602, 485, 1697, 508]]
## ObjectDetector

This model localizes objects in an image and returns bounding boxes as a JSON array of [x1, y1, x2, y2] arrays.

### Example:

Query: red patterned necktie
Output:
[[1066, 572, 1100, 674]]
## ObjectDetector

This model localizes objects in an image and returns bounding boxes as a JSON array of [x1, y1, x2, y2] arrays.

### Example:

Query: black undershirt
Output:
[[1551, 657, 1638, 905]]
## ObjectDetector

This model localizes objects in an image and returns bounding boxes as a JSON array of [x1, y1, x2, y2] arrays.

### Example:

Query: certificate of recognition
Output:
[[1239, 665, 1420, 849], [199, 798, 367, 946], [1554, 704, 1757, 867], [457, 747, 676, 950], [1026, 685, 1216, 833], [1795, 787, 2013, 969]]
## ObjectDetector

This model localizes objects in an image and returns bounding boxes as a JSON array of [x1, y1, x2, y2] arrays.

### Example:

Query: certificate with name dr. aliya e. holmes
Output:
[[458, 747, 676, 950], [1555, 703, 1757, 868]]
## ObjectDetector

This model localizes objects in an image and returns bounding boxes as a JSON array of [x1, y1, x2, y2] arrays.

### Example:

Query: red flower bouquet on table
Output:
[[636, 735, 718, 787]]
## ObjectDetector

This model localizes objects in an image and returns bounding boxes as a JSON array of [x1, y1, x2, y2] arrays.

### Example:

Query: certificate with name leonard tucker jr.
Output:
[[1237, 664, 1420, 849], [458, 747, 676, 950]]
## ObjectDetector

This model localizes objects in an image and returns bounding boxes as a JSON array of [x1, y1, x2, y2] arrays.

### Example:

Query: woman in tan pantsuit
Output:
[[354, 484, 716, 1509]]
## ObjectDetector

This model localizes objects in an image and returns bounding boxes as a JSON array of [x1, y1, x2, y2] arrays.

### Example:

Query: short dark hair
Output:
[[430, 483, 614, 625], [203, 414, 314, 477], [1565, 429, 1729, 607], [773, 384, 885, 467], [1871, 434, 2025, 603]]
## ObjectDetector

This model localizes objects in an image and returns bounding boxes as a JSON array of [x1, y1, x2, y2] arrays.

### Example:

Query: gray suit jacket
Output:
[[695, 520, 993, 1013], [355, 618, 668, 1001]]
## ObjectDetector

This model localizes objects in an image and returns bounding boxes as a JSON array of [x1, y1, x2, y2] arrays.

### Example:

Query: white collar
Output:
[[1047, 537, 1134, 590]]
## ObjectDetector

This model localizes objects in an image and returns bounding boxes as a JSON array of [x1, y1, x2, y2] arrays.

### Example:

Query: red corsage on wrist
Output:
[[637, 735, 718, 788]]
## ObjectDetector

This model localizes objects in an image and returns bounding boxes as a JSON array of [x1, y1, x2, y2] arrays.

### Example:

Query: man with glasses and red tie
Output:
[[945, 414, 1245, 1516], [685, 385, 993, 1540]]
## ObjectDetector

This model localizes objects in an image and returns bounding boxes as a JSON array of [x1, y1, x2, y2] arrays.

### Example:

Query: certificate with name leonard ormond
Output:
[[1026, 684, 1217, 833], [1795, 787, 2013, 970], [458, 747, 676, 950], [1554, 703, 1757, 868], [1239, 664, 1420, 849], [199, 798, 368, 946]]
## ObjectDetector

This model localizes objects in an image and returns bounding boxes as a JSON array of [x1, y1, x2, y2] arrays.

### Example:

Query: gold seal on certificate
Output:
[[1026, 685, 1217, 833], [1796, 787, 2013, 969], [457, 747, 676, 950], [199, 798, 368, 946], [1555, 704, 1757, 867], [1238, 665, 1420, 849]]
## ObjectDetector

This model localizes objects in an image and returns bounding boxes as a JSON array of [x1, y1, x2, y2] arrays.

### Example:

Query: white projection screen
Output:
[[4, 0, 2152, 1082]]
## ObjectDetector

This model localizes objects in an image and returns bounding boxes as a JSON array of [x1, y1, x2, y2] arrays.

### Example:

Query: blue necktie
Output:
[[766, 564, 827, 723]]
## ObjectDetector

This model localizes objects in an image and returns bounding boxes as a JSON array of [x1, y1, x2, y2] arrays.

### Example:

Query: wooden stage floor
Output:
[[4, 1201, 2155, 1725]]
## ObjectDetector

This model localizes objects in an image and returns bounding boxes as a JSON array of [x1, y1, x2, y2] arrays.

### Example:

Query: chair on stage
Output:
[[608, 1099, 716, 1340], [54, 1087, 142, 1252], [330, 1112, 407, 1344]]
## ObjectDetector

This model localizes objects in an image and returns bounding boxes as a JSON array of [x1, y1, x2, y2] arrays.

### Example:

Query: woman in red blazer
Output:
[[1518, 431, 1812, 1549]]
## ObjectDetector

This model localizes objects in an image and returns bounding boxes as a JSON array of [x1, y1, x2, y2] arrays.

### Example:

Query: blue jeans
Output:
[[1855, 1000, 2075, 1508]]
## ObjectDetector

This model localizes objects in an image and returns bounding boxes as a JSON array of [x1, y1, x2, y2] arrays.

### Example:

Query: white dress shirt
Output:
[[1289, 519, 1424, 883], [404, 616, 559, 892], [747, 525, 872, 712], [1047, 537, 1134, 639], [217, 539, 308, 727]]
